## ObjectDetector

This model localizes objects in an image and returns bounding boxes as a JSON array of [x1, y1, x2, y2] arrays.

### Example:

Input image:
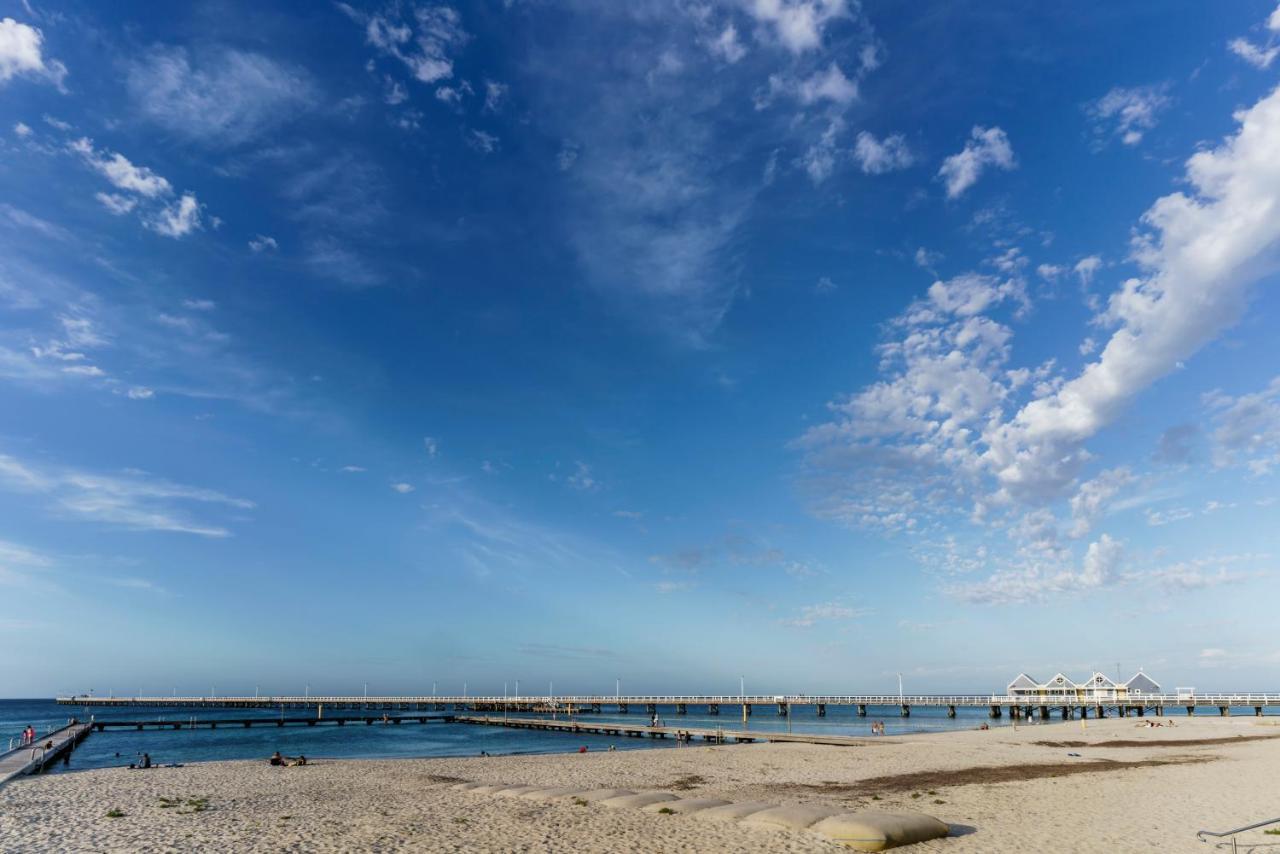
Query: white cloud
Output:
[[0, 452, 252, 537], [1087, 84, 1172, 146], [953, 533, 1123, 604], [70, 138, 172, 198], [126, 386, 154, 400], [423, 436, 439, 458], [796, 62, 858, 105], [1205, 376, 1280, 474], [782, 600, 868, 627], [709, 23, 746, 63], [340, 465, 366, 473], [248, 234, 278, 252], [1145, 506, 1193, 527], [566, 461, 597, 492], [0, 17, 66, 90], [305, 240, 381, 288], [468, 129, 498, 154], [799, 119, 841, 184], [146, 193, 203, 239], [348, 3, 468, 85], [126, 46, 314, 145], [483, 79, 507, 112], [986, 84, 1280, 498], [94, 192, 136, 216], [1229, 4, 1280, 69], [853, 131, 913, 174], [798, 83, 1280, 607], [390, 482, 415, 493], [385, 77, 408, 105], [746, 0, 849, 54], [815, 275, 836, 293], [938, 126, 1015, 198], [1230, 38, 1279, 70], [13, 121, 30, 137], [1067, 467, 1134, 538], [1074, 255, 1102, 290]]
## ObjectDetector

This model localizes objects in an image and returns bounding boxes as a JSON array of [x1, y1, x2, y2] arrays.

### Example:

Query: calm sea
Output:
[[4, 697, 1251, 773]]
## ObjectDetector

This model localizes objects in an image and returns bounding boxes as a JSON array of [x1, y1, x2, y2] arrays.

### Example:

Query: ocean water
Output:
[[3, 698, 1267, 774]]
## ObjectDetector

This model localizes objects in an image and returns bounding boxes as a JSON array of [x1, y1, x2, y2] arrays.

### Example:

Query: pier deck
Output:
[[89, 715, 454, 731], [0, 723, 92, 787], [452, 714, 870, 746]]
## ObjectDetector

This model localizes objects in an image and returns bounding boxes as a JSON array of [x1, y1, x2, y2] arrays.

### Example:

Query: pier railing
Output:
[[56, 692, 1280, 708]]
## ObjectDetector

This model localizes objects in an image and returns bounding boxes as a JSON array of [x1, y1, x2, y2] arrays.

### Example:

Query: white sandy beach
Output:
[[1, 715, 1277, 852]]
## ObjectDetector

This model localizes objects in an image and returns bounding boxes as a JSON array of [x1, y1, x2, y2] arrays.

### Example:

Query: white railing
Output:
[[59, 693, 1280, 707]]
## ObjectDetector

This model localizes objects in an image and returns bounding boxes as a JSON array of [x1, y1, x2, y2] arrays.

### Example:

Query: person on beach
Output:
[[141, 753, 152, 769], [270, 751, 284, 766]]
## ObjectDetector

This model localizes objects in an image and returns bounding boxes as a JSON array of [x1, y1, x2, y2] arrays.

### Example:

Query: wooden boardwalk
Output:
[[91, 714, 454, 731], [0, 723, 92, 788], [453, 714, 872, 746]]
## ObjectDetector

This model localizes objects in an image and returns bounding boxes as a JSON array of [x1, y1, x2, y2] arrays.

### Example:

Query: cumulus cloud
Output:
[[126, 46, 314, 145], [0, 17, 67, 90], [390, 482, 415, 493], [799, 83, 1280, 605], [94, 192, 137, 216], [1205, 376, 1280, 474], [146, 193, 202, 239], [708, 23, 746, 63], [746, 0, 849, 54], [566, 461, 597, 492], [70, 138, 171, 197], [248, 235, 278, 252], [953, 533, 1124, 604], [1067, 467, 1134, 538], [853, 131, 913, 174], [1229, 5, 1280, 69], [1087, 84, 1172, 146], [795, 62, 858, 105], [1229, 38, 1279, 70], [987, 84, 1280, 497], [799, 119, 841, 184], [343, 3, 468, 85], [938, 126, 1015, 198]]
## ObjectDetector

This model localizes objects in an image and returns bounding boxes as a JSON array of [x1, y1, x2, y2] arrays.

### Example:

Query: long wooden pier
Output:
[[58, 692, 1280, 720], [0, 723, 92, 787], [89, 714, 454, 731], [452, 714, 871, 746]]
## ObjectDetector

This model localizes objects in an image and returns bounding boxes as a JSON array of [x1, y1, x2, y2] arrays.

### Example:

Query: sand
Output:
[[2, 715, 1277, 852]]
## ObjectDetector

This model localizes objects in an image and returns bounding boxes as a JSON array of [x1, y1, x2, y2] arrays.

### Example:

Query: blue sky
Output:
[[3, 0, 1280, 698]]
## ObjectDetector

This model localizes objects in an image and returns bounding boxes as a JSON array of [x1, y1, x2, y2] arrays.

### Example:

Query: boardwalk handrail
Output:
[[58, 692, 1280, 707], [1197, 815, 1280, 849]]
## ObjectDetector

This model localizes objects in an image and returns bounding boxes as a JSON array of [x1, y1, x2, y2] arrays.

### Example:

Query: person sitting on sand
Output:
[[142, 753, 152, 769], [270, 751, 284, 766], [297, 755, 307, 766]]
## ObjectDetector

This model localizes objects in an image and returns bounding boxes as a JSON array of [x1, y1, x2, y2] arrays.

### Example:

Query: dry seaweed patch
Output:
[[665, 774, 707, 791], [1035, 734, 1280, 749], [772, 755, 1213, 797]]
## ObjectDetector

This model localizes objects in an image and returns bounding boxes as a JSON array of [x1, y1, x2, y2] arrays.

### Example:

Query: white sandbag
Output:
[[810, 811, 950, 851]]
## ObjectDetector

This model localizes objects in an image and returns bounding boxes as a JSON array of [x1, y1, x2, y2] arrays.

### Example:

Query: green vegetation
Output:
[[105, 808, 125, 818], [572, 797, 589, 806], [657, 807, 675, 815]]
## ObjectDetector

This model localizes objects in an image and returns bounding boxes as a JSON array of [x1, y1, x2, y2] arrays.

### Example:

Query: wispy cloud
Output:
[[0, 452, 252, 537]]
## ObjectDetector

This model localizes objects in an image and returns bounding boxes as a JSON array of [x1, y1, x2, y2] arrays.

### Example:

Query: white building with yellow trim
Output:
[[1006, 671, 1161, 701]]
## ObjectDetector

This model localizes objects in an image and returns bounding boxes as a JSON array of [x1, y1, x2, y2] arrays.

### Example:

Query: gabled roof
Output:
[[1083, 672, 1117, 688], [1044, 672, 1076, 688], [1007, 673, 1040, 690], [1124, 672, 1161, 693]]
